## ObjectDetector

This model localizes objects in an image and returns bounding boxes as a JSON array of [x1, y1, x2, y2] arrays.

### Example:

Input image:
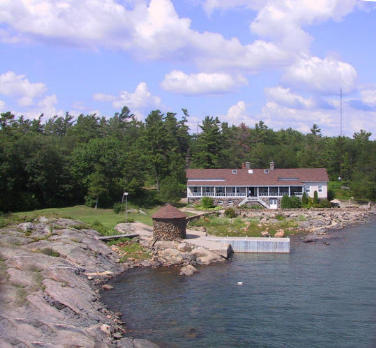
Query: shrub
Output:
[[290, 196, 302, 208], [318, 199, 331, 208], [250, 205, 263, 210], [84, 196, 97, 208], [224, 208, 236, 218], [327, 189, 335, 201], [281, 195, 302, 209], [201, 197, 215, 209], [302, 192, 309, 206], [113, 202, 124, 214], [90, 220, 115, 236], [281, 195, 291, 209], [118, 218, 135, 223], [313, 191, 319, 206]]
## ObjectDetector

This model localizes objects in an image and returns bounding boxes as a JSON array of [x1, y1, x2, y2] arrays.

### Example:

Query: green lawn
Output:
[[13, 205, 160, 229], [188, 215, 299, 237]]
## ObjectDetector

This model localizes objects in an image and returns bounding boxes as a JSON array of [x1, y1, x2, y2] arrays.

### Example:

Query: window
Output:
[[264, 169, 269, 174], [318, 185, 322, 193], [305, 186, 310, 193], [232, 169, 237, 174]]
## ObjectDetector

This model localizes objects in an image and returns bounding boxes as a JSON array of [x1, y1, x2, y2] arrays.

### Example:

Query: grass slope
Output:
[[189, 215, 299, 237], [13, 205, 160, 229]]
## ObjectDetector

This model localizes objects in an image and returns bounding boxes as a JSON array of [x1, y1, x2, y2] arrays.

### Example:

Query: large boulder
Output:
[[179, 265, 198, 276], [190, 247, 223, 265]]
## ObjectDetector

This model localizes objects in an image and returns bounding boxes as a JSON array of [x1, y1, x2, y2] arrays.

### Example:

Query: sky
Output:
[[0, 0, 376, 137]]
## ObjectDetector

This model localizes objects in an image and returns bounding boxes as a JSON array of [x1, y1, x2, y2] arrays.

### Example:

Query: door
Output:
[[248, 187, 256, 197], [269, 198, 278, 209]]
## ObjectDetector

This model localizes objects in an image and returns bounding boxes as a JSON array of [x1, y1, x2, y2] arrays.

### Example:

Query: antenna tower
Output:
[[340, 88, 343, 137]]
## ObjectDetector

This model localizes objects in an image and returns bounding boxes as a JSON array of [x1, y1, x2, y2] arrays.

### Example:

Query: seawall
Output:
[[207, 236, 290, 253]]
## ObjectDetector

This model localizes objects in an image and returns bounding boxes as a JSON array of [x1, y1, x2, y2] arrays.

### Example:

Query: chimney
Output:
[[270, 161, 275, 171], [241, 162, 246, 169], [245, 162, 251, 169]]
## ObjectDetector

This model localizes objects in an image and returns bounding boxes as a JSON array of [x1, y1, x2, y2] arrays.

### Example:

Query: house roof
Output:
[[186, 168, 329, 186], [152, 204, 187, 219]]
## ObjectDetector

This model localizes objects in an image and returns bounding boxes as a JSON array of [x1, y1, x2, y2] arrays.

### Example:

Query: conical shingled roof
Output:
[[152, 204, 187, 219]]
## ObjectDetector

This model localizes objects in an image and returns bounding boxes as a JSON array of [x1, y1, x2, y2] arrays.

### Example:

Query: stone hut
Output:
[[152, 204, 187, 241]]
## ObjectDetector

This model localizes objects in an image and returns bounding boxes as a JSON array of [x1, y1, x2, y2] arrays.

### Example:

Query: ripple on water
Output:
[[103, 221, 376, 348]]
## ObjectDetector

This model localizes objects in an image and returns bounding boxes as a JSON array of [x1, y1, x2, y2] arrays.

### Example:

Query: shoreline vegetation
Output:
[[1, 111, 376, 215], [1, 204, 375, 346]]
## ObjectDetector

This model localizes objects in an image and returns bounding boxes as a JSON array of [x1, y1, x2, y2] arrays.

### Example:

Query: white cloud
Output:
[[0, 71, 47, 106], [38, 94, 59, 114], [0, 0, 292, 73], [94, 82, 161, 112], [260, 101, 336, 132], [19, 94, 64, 119], [203, 0, 264, 14], [265, 86, 314, 109], [161, 70, 247, 95], [222, 101, 257, 126], [250, 0, 357, 51], [360, 88, 376, 106], [283, 56, 357, 94], [258, 90, 376, 137]]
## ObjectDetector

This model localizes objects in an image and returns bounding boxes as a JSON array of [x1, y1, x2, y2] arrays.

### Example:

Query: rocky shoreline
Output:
[[1, 208, 375, 347], [0, 217, 161, 347], [238, 207, 376, 242]]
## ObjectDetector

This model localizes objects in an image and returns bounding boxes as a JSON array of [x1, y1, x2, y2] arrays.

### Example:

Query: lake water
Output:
[[103, 220, 376, 347]]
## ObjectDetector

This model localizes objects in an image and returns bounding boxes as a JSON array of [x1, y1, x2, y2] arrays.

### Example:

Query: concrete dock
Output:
[[206, 236, 290, 253], [185, 229, 290, 254], [124, 223, 290, 256]]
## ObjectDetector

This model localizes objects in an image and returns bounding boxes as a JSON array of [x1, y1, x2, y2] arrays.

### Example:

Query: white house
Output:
[[186, 162, 329, 209]]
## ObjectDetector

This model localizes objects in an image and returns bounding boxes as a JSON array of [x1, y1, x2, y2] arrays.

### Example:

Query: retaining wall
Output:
[[207, 237, 290, 253]]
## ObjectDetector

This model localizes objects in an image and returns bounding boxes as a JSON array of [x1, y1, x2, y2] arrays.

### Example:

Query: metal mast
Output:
[[340, 88, 343, 137]]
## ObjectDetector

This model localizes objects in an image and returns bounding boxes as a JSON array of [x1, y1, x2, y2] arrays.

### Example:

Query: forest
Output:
[[0, 106, 375, 212]]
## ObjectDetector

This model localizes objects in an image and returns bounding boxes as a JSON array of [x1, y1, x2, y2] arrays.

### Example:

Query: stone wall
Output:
[[153, 218, 187, 241], [188, 197, 243, 207]]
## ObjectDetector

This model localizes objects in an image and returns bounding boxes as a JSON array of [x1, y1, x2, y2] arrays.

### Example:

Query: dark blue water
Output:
[[103, 221, 376, 347]]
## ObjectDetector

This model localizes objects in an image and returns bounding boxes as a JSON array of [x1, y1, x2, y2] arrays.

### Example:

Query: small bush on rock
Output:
[[201, 197, 215, 209], [224, 208, 237, 218]]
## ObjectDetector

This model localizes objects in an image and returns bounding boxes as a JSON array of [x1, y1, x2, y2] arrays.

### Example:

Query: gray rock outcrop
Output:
[[0, 217, 158, 347]]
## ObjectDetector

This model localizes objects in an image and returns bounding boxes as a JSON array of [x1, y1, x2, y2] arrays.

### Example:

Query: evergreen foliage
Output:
[[281, 195, 302, 209], [0, 106, 375, 212], [302, 192, 309, 206], [313, 191, 319, 205]]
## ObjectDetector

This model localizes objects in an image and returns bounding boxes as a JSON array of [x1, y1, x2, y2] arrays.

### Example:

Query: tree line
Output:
[[1, 107, 375, 212]]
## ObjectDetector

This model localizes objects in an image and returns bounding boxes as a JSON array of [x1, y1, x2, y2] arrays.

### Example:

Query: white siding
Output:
[[303, 182, 327, 199]]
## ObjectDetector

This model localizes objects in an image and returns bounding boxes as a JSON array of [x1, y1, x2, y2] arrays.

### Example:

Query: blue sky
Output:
[[0, 0, 376, 137]]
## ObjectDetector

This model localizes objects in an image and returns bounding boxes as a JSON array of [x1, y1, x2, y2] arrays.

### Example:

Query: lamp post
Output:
[[123, 192, 128, 222]]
